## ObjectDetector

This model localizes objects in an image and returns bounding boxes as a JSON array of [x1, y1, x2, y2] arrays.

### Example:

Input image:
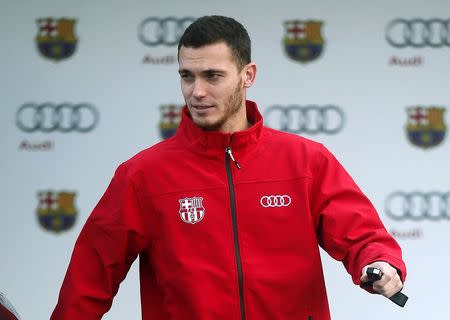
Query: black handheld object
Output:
[[366, 267, 408, 307]]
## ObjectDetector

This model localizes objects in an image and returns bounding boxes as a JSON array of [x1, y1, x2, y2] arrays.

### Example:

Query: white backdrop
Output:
[[1, 0, 449, 319]]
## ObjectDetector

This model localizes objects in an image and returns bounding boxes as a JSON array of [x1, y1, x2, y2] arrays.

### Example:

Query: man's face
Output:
[[178, 42, 247, 132]]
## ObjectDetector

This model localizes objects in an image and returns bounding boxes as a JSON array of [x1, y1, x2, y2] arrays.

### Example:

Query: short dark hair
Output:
[[178, 15, 251, 70]]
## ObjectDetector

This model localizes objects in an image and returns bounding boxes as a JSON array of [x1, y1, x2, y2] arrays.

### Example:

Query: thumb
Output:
[[360, 265, 370, 283]]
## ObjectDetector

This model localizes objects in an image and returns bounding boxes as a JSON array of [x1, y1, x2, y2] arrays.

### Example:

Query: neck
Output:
[[221, 102, 249, 133]]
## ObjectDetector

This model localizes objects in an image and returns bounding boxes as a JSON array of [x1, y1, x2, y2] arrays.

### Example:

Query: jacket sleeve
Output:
[[50, 163, 150, 319], [310, 145, 407, 286]]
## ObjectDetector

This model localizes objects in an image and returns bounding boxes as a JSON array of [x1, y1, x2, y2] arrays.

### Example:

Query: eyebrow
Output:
[[178, 68, 226, 76], [178, 68, 190, 75]]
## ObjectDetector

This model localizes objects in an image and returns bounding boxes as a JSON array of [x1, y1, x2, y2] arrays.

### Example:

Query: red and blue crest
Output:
[[283, 20, 324, 63], [406, 106, 446, 149], [35, 18, 78, 61], [36, 191, 77, 233], [159, 104, 182, 139]]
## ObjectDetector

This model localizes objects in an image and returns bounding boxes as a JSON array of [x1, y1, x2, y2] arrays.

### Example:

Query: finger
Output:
[[360, 265, 370, 283], [360, 274, 369, 283], [374, 274, 403, 298], [372, 272, 392, 289], [386, 274, 403, 297]]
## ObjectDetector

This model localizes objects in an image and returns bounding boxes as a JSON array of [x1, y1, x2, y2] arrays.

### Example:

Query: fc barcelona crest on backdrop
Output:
[[36, 191, 77, 233], [178, 197, 205, 224], [406, 106, 446, 149], [159, 104, 182, 139], [283, 20, 324, 63], [35, 18, 78, 61]]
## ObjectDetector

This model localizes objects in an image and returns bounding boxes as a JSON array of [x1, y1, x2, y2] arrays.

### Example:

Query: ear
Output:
[[242, 63, 257, 88]]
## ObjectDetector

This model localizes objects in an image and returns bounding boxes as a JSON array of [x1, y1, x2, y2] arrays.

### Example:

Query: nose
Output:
[[192, 79, 207, 99]]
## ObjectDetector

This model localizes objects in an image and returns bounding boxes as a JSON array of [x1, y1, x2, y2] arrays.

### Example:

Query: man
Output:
[[51, 16, 406, 320]]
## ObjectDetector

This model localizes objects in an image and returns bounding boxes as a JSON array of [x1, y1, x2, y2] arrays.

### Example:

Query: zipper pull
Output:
[[225, 147, 241, 169]]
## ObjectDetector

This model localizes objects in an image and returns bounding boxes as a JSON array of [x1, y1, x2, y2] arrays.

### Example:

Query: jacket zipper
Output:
[[225, 139, 245, 320], [225, 147, 241, 169]]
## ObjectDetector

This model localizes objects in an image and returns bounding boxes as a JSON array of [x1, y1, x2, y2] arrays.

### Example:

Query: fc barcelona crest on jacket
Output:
[[283, 20, 324, 63], [178, 197, 205, 224], [35, 18, 78, 61], [159, 104, 182, 139], [406, 106, 446, 149], [37, 191, 77, 233]]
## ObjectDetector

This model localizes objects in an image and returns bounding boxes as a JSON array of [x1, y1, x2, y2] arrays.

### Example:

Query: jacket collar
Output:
[[176, 100, 263, 154]]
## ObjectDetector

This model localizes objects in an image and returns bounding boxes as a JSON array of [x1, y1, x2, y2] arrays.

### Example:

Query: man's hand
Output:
[[360, 261, 403, 298]]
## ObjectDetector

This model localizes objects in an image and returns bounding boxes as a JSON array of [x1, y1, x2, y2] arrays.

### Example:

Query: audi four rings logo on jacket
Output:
[[386, 18, 450, 48], [260, 195, 292, 207], [50, 101, 406, 320]]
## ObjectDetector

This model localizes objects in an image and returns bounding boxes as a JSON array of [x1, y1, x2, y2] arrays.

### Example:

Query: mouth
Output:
[[191, 104, 214, 114]]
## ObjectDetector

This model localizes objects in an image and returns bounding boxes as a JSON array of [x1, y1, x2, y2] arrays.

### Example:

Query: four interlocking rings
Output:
[[264, 105, 345, 134], [385, 191, 450, 221], [138, 17, 195, 46], [386, 18, 450, 48], [16, 103, 99, 133], [260, 195, 292, 208]]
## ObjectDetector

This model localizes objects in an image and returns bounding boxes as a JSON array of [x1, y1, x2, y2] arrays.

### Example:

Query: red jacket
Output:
[[51, 101, 406, 320]]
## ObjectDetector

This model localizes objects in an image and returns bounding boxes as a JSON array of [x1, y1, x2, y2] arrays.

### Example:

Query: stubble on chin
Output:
[[194, 114, 219, 131]]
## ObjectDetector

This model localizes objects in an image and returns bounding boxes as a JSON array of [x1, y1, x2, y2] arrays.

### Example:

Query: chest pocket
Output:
[[233, 178, 315, 258]]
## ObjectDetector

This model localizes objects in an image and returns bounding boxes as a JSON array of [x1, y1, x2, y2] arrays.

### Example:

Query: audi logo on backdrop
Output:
[[264, 105, 345, 134], [139, 17, 195, 46], [386, 18, 450, 48], [260, 195, 292, 208], [16, 103, 99, 133], [385, 191, 450, 221]]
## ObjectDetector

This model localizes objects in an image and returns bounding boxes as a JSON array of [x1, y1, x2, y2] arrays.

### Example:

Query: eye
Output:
[[180, 73, 194, 82], [207, 73, 221, 81]]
